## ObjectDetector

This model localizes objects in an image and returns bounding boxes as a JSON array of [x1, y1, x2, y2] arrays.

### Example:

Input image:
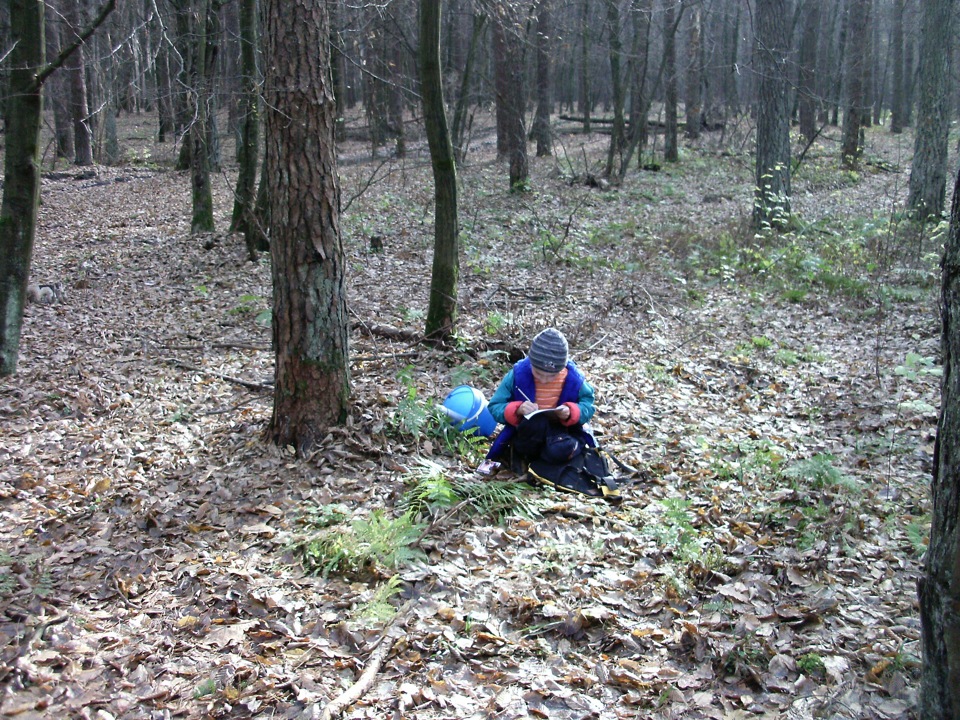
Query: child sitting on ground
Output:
[[477, 327, 596, 474]]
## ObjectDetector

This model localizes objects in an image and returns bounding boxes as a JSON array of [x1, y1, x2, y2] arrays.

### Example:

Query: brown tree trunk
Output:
[[579, 0, 591, 133], [64, 0, 93, 166], [684, 3, 702, 139], [0, 0, 45, 376], [663, 0, 678, 162], [264, 0, 350, 450], [753, 0, 791, 231], [604, 0, 626, 175], [908, 0, 955, 220], [532, 0, 553, 157], [493, 7, 528, 190], [841, 0, 872, 169], [420, 0, 459, 341], [919, 161, 960, 720], [798, 0, 820, 144], [889, 0, 905, 133], [45, 0, 74, 160]]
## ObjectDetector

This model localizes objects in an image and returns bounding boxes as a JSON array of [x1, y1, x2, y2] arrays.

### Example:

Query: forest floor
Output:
[[0, 113, 945, 720]]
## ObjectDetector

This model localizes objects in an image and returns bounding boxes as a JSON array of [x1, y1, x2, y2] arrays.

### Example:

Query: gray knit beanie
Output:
[[529, 328, 569, 373]]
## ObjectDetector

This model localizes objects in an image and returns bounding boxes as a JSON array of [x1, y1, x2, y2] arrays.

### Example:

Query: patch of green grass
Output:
[[797, 652, 826, 678], [775, 349, 799, 366], [751, 335, 773, 350]]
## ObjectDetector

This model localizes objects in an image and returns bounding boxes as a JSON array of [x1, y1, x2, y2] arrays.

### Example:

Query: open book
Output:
[[524, 407, 560, 418]]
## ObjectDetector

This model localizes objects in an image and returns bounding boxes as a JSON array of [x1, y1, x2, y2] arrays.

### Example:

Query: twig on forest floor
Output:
[[167, 359, 273, 392], [318, 601, 413, 720]]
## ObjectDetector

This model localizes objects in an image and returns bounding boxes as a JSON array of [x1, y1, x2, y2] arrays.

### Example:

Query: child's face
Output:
[[532, 367, 561, 384]]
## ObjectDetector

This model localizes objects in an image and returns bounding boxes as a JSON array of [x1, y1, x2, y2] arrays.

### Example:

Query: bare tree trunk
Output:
[[45, 0, 74, 160], [189, 0, 216, 233], [919, 161, 960, 720], [908, 0, 955, 220], [230, 0, 261, 256], [604, 0, 626, 175], [753, 0, 791, 231], [493, 8, 528, 190], [579, 0, 591, 133], [889, 0, 905, 133], [663, 0, 678, 162], [841, 0, 872, 169], [264, 0, 350, 450], [0, 0, 45, 376], [532, 0, 553, 157], [798, 0, 820, 143], [420, 0, 459, 341], [684, 2, 702, 139], [451, 12, 486, 164], [65, 0, 94, 166]]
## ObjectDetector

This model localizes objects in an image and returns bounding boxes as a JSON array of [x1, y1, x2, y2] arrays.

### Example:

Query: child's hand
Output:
[[554, 405, 571, 421], [519, 401, 539, 417]]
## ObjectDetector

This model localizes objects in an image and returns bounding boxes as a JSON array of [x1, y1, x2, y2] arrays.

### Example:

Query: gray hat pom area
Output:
[[529, 328, 569, 373]]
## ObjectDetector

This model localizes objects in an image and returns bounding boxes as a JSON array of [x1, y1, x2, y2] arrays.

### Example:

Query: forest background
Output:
[[0, 0, 954, 718]]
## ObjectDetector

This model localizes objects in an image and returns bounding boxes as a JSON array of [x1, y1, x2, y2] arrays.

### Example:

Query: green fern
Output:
[[401, 461, 539, 522], [295, 510, 425, 578], [355, 575, 404, 622]]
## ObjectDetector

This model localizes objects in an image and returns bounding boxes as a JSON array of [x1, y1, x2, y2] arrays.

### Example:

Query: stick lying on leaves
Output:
[[318, 600, 413, 720]]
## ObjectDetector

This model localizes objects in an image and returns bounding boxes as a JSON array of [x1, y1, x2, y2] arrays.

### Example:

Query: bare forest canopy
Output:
[[0, 0, 955, 718]]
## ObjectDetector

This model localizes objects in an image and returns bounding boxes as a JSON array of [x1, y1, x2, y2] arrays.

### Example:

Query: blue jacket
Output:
[[486, 358, 596, 460]]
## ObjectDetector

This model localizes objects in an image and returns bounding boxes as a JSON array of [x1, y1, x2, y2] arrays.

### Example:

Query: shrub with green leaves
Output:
[[782, 453, 857, 492]]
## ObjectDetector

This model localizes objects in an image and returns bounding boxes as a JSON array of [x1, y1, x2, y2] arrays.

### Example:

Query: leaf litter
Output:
[[0, 118, 939, 719]]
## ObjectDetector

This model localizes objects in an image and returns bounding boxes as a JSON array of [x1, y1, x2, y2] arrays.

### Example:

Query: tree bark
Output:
[[663, 0, 678, 163], [451, 12, 486, 164], [0, 0, 45, 376], [908, 0, 955, 221], [753, 0, 791, 231], [841, 0, 872, 169], [889, 0, 905, 134], [684, 2, 702, 140], [578, 0, 591, 133], [1, 0, 114, 376], [230, 0, 262, 257], [532, 0, 553, 157], [45, 0, 74, 160], [492, 7, 528, 191], [189, 0, 216, 233], [919, 161, 960, 720], [64, 0, 93, 166], [604, 0, 626, 175], [264, 0, 350, 450], [798, 0, 820, 144], [420, 0, 459, 341]]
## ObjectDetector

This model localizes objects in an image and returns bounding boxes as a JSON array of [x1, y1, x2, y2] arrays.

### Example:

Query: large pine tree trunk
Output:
[[420, 0, 459, 341], [753, 0, 791, 231], [919, 162, 960, 720], [908, 0, 955, 220], [0, 0, 45, 376], [264, 0, 350, 450]]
